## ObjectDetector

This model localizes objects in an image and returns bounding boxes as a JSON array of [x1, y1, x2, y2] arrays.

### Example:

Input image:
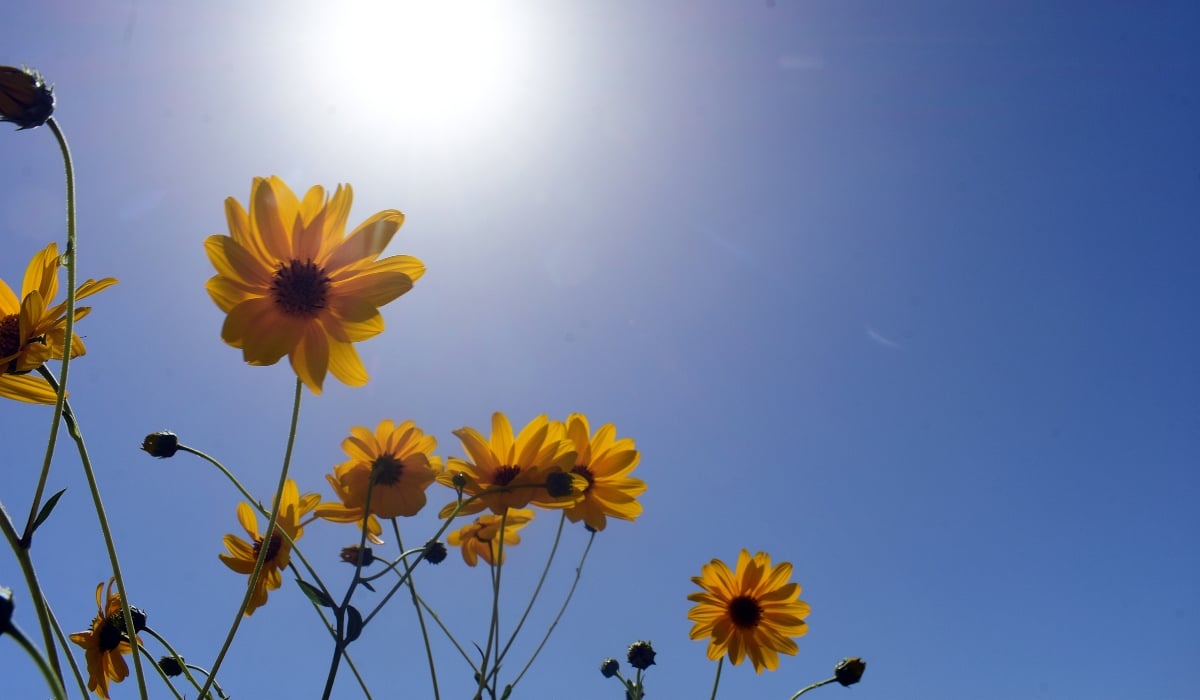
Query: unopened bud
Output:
[[141, 431, 178, 458]]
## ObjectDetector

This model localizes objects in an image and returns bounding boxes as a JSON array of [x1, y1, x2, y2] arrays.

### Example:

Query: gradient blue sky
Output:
[[3, 2, 1198, 698]]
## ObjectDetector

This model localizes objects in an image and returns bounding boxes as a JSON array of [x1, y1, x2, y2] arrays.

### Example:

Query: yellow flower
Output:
[[0, 242, 117, 403], [534, 413, 644, 531], [69, 580, 140, 699], [204, 176, 424, 394], [687, 550, 811, 674], [218, 479, 319, 615], [315, 419, 441, 541], [437, 412, 579, 518], [447, 508, 534, 566]]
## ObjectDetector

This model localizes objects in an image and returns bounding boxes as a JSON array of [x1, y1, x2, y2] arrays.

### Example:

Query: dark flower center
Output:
[[254, 532, 283, 563], [572, 465, 595, 491], [97, 618, 124, 652], [270, 259, 331, 318], [371, 454, 404, 485], [0, 314, 21, 370], [728, 595, 763, 628], [494, 465, 521, 486]]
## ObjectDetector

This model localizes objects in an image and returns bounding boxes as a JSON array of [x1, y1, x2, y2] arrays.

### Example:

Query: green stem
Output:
[[509, 529, 595, 689], [40, 370, 149, 699], [788, 676, 837, 699], [199, 377, 303, 700], [5, 621, 67, 700], [709, 657, 724, 700], [489, 511, 565, 685], [21, 117, 77, 550], [141, 626, 206, 698], [0, 501, 62, 681], [413, 592, 475, 668], [43, 598, 88, 698], [392, 520, 439, 700], [476, 508, 509, 699], [184, 665, 230, 700], [321, 476, 377, 700]]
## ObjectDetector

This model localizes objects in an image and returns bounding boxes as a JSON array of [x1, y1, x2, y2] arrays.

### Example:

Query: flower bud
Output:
[[835, 657, 866, 686], [423, 540, 448, 564], [157, 655, 185, 677], [0, 66, 55, 130], [626, 640, 656, 670], [141, 431, 178, 458], [599, 657, 619, 678], [0, 586, 13, 635], [340, 546, 374, 567]]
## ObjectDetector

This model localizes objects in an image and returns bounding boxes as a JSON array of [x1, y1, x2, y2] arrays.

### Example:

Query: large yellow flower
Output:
[[69, 579, 140, 699], [315, 419, 441, 540], [687, 550, 811, 674], [447, 508, 534, 567], [219, 479, 319, 615], [437, 412, 579, 518], [0, 242, 116, 403], [532, 413, 645, 531], [204, 176, 424, 393]]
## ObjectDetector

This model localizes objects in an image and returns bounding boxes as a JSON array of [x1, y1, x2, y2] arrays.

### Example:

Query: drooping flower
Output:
[[532, 413, 644, 531], [447, 508, 534, 567], [437, 412, 580, 518], [0, 65, 54, 130], [687, 550, 811, 674], [69, 580, 141, 699], [204, 176, 424, 394], [0, 242, 117, 403], [218, 479, 319, 615], [315, 419, 441, 541]]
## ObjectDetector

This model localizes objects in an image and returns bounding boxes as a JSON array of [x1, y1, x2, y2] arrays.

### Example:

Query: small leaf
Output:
[[501, 685, 513, 700], [295, 579, 334, 608], [359, 579, 376, 593], [344, 605, 363, 644], [32, 489, 67, 533]]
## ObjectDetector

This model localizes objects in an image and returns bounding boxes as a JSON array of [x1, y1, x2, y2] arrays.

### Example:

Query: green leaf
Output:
[[32, 489, 67, 533], [359, 579, 376, 593], [344, 605, 363, 644], [295, 579, 333, 608]]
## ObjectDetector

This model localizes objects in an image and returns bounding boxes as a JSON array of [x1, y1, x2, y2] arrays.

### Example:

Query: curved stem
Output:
[[321, 476, 377, 700], [0, 501, 62, 680], [200, 378, 303, 700], [508, 529, 595, 689], [41, 370, 149, 699], [413, 592, 475, 669], [392, 520, 439, 700], [5, 621, 67, 700], [137, 643, 186, 700], [788, 676, 837, 699], [708, 657, 724, 700], [141, 626, 205, 697], [489, 511, 565, 684], [476, 508, 509, 699], [184, 665, 229, 700], [43, 598, 88, 698], [21, 117, 77, 550]]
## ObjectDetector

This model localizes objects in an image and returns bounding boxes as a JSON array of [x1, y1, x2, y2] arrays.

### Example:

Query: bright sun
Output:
[[317, 2, 531, 139]]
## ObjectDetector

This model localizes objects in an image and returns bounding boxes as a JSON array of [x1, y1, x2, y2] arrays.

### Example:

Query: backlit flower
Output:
[[0, 65, 54, 130], [218, 479, 319, 615], [315, 419, 441, 541], [533, 413, 644, 531], [204, 176, 424, 393], [0, 242, 117, 403], [437, 412, 580, 517], [687, 550, 811, 673], [447, 508, 534, 567], [69, 579, 140, 699]]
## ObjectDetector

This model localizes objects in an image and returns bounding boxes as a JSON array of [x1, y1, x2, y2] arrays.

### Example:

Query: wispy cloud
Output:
[[865, 325, 903, 350]]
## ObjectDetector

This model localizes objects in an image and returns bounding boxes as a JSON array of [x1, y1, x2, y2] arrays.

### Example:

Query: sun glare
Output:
[[318, 2, 530, 139]]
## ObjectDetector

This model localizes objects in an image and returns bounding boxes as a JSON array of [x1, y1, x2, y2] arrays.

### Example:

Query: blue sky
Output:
[[3, 1, 1198, 698]]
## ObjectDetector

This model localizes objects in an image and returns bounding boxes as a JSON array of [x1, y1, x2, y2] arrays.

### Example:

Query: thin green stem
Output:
[[21, 117, 77, 550], [321, 476, 377, 700], [476, 508, 509, 699], [41, 371, 149, 699], [5, 621, 67, 700], [43, 599, 88, 698], [392, 520, 440, 700], [200, 378, 303, 700], [788, 676, 837, 699], [509, 529, 595, 689], [0, 501, 62, 680], [184, 665, 229, 700], [489, 511, 565, 684], [414, 592, 475, 669], [708, 657, 724, 700]]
